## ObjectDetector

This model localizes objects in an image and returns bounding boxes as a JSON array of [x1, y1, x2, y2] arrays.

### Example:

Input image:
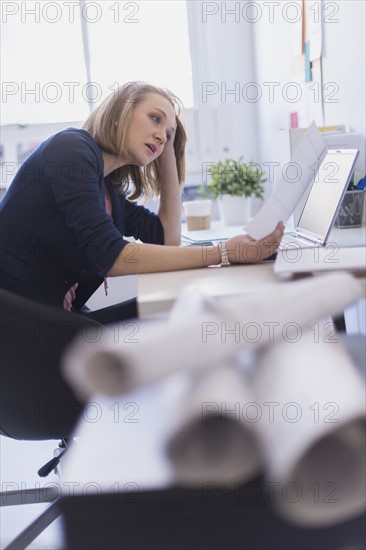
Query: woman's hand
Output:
[[157, 128, 176, 164], [226, 222, 285, 264]]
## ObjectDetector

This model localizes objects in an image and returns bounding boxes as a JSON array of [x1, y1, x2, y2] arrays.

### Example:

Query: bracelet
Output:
[[215, 241, 230, 267]]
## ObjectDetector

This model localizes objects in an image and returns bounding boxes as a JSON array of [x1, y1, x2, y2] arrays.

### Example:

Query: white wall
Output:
[[2, 1, 365, 198], [187, 1, 260, 171], [251, 0, 365, 171], [321, 1, 366, 135], [188, 0, 365, 208]]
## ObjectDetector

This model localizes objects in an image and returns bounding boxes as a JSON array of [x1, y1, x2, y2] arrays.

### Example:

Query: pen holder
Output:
[[335, 190, 365, 228]]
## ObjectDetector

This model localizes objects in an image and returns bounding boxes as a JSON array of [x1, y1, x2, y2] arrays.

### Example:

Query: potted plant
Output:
[[200, 156, 267, 225]]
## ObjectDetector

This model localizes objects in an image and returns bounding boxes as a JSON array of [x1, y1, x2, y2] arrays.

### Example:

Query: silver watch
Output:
[[215, 241, 230, 267]]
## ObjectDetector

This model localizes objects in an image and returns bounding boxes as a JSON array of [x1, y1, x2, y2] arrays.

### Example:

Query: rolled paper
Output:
[[251, 329, 366, 527], [165, 365, 262, 485], [62, 273, 362, 401]]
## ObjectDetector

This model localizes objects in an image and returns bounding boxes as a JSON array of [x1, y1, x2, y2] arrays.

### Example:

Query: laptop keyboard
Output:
[[278, 233, 317, 249]]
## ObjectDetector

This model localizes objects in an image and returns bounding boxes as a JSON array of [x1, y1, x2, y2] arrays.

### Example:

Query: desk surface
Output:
[[137, 224, 366, 318], [137, 263, 280, 317]]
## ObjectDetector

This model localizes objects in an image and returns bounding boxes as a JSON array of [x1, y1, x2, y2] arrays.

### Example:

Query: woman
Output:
[[0, 82, 284, 323]]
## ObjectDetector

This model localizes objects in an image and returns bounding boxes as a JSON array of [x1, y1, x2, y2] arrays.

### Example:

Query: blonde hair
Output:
[[82, 82, 186, 200]]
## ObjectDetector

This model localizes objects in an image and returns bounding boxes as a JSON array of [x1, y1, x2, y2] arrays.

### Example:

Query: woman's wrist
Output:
[[214, 241, 231, 266], [201, 244, 222, 267]]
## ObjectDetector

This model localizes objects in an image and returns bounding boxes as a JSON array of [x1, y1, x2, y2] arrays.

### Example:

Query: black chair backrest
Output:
[[0, 289, 101, 440]]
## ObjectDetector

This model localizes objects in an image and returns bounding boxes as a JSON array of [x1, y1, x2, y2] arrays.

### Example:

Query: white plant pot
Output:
[[217, 195, 251, 226]]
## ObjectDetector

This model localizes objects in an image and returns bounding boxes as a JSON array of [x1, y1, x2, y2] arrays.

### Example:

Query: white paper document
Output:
[[244, 122, 327, 240], [305, 0, 323, 61], [181, 223, 243, 244], [274, 245, 366, 277]]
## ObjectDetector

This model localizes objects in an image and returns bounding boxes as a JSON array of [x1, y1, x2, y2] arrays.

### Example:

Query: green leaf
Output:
[[197, 157, 266, 199]]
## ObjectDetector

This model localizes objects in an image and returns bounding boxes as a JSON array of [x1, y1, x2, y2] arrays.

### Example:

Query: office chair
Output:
[[0, 288, 101, 550]]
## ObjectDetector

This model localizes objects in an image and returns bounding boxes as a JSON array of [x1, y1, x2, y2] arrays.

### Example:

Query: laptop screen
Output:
[[297, 148, 359, 242]]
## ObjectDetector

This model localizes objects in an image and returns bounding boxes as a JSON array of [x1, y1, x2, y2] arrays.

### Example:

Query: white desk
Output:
[[60, 221, 366, 548], [328, 224, 366, 247], [137, 263, 281, 317], [138, 224, 366, 318]]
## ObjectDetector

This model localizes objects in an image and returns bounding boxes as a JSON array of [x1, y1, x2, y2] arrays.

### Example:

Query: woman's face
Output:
[[124, 93, 177, 166]]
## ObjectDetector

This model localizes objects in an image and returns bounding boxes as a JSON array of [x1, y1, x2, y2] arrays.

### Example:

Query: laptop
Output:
[[278, 148, 359, 250]]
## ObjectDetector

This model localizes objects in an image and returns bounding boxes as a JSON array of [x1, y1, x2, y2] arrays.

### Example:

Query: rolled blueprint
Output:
[[62, 272, 362, 401], [251, 329, 366, 527], [165, 365, 262, 485]]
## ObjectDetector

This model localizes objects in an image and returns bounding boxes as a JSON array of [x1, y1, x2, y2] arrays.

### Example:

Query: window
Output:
[[86, 1, 194, 109], [0, 1, 194, 125], [1, 2, 88, 124]]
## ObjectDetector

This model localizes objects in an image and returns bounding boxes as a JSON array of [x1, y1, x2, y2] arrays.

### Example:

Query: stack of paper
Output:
[[181, 223, 245, 246], [274, 245, 366, 277]]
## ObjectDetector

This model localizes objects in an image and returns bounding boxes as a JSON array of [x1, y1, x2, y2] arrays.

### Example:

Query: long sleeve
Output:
[[124, 198, 165, 245], [43, 129, 127, 279]]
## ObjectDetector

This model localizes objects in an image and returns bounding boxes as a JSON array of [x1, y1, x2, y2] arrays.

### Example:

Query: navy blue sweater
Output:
[[0, 128, 164, 309]]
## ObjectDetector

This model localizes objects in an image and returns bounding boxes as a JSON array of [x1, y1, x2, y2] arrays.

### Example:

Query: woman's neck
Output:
[[102, 151, 127, 176]]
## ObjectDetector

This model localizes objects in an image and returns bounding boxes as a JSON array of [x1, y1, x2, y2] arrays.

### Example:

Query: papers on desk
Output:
[[62, 272, 365, 528], [244, 122, 327, 239], [274, 245, 366, 278], [181, 224, 244, 246]]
